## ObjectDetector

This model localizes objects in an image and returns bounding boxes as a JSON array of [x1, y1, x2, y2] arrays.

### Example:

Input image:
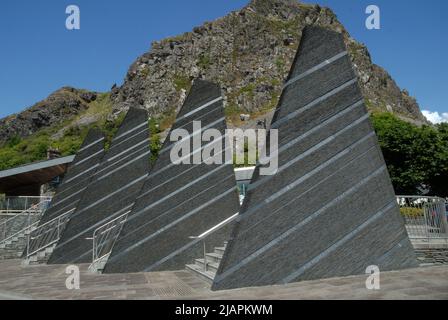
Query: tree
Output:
[[428, 123, 448, 196], [372, 113, 448, 197]]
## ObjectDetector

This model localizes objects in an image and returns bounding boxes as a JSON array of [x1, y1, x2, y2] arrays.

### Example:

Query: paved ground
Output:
[[0, 259, 447, 300]]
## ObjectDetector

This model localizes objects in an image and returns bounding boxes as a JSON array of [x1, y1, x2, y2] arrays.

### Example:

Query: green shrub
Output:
[[149, 134, 162, 165], [400, 207, 424, 218], [173, 74, 191, 92], [197, 54, 212, 69], [7, 135, 22, 148]]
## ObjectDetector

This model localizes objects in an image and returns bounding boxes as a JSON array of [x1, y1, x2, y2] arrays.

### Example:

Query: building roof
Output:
[[0, 156, 255, 195], [0, 156, 75, 193]]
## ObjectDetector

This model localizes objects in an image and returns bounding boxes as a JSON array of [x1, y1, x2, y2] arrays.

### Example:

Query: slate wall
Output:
[[103, 80, 240, 273], [47, 107, 150, 264], [212, 26, 418, 291], [25, 129, 106, 256]]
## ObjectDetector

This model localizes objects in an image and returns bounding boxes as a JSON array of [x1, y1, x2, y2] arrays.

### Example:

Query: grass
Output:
[[159, 107, 177, 132], [173, 74, 191, 92], [0, 93, 118, 170], [275, 58, 285, 72], [148, 117, 162, 165], [197, 53, 212, 69], [240, 83, 256, 99]]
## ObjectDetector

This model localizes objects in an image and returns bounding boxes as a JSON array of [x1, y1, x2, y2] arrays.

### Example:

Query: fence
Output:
[[189, 213, 238, 272], [25, 209, 72, 260], [0, 196, 52, 215], [0, 198, 52, 244], [398, 196, 448, 242], [88, 212, 129, 273]]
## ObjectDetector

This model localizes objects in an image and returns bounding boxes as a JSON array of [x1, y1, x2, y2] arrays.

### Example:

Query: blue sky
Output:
[[0, 0, 447, 122]]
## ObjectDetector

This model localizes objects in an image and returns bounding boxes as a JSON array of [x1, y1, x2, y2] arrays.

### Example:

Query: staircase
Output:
[[0, 229, 32, 260], [0, 197, 52, 260], [24, 245, 56, 265], [0, 222, 56, 263], [23, 209, 72, 265], [186, 242, 227, 283]]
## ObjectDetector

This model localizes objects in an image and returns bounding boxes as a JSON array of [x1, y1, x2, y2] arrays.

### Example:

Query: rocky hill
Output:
[[111, 0, 427, 126], [0, 87, 99, 143], [0, 0, 428, 146]]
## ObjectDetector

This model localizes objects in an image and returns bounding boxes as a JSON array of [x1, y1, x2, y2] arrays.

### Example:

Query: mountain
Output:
[[0, 87, 100, 143], [111, 0, 428, 126], [0, 0, 428, 149]]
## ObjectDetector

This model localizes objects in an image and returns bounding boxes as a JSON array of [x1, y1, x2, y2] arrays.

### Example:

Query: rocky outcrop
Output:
[[0, 0, 429, 147], [111, 0, 427, 125], [0, 87, 97, 144], [349, 40, 427, 125]]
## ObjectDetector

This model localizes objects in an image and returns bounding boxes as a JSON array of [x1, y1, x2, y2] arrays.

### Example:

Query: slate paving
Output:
[[0, 259, 447, 300]]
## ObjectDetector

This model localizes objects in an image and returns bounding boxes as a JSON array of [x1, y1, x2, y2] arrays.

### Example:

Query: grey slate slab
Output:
[[25, 129, 106, 256], [47, 107, 150, 264], [212, 26, 418, 291], [103, 80, 240, 273]]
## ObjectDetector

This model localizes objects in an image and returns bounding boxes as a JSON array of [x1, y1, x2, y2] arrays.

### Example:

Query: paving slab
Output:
[[0, 259, 447, 300]]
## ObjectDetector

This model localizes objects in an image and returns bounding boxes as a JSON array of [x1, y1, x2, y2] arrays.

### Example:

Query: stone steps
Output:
[[0, 249, 23, 260], [24, 245, 56, 265], [185, 263, 217, 283], [205, 252, 223, 264], [0, 224, 36, 248], [0, 229, 33, 259], [88, 253, 111, 274], [186, 242, 227, 283], [415, 248, 448, 266], [194, 258, 220, 273], [214, 246, 226, 256]]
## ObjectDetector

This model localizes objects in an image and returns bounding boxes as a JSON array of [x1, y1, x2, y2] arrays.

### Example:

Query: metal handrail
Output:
[[0, 198, 52, 245], [25, 209, 73, 260], [0, 198, 51, 228], [0, 209, 42, 215], [189, 213, 239, 240], [189, 212, 239, 272], [0, 196, 52, 213], [89, 212, 129, 272], [0, 220, 40, 248], [396, 195, 445, 201]]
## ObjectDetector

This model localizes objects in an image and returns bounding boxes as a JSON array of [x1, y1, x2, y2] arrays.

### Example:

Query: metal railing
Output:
[[0, 198, 52, 245], [89, 212, 129, 272], [25, 209, 73, 260], [0, 196, 52, 215], [398, 196, 448, 242], [189, 213, 238, 272]]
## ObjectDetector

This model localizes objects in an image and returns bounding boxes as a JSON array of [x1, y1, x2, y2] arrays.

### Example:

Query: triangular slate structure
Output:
[[103, 80, 240, 273], [47, 107, 151, 264], [39, 129, 105, 225], [212, 26, 417, 291], [25, 129, 105, 256]]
